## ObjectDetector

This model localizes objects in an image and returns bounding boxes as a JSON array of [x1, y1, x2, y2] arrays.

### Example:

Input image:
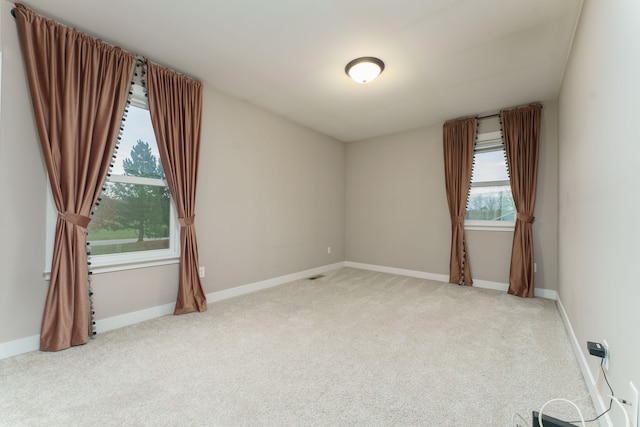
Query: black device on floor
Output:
[[531, 411, 577, 427]]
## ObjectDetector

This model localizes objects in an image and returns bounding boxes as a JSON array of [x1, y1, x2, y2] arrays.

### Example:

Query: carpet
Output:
[[0, 268, 598, 426]]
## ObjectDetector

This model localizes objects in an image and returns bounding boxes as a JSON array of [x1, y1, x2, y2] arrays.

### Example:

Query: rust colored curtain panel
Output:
[[501, 104, 541, 297], [443, 117, 476, 286], [14, 4, 134, 350], [146, 61, 207, 315]]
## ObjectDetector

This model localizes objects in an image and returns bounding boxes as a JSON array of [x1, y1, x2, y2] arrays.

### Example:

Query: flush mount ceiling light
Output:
[[345, 57, 385, 84]]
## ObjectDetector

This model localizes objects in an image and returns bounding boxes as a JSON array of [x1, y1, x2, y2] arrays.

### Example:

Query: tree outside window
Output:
[[87, 102, 174, 257]]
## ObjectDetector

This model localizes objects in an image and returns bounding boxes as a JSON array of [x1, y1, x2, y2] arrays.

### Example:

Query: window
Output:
[[45, 85, 179, 276], [465, 131, 515, 231]]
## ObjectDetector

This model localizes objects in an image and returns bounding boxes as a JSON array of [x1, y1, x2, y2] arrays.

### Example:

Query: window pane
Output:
[[472, 150, 509, 182], [113, 105, 164, 179], [88, 182, 171, 255], [466, 185, 515, 221]]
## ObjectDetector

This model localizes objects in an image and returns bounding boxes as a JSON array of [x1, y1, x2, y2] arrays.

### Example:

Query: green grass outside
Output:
[[87, 228, 139, 240], [89, 239, 169, 255]]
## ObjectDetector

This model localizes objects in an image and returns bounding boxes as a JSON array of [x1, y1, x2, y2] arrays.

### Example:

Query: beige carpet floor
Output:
[[0, 267, 599, 426]]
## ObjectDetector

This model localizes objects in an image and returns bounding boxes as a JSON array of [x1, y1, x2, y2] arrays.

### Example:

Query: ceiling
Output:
[[16, 0, 583, 142]]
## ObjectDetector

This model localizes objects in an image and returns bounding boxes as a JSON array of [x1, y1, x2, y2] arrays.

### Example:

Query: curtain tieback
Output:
[[516, 212, 535, 224], [178, 215, 195, 227], [58, 211, 91, 228], [451, 216, 464, 224]]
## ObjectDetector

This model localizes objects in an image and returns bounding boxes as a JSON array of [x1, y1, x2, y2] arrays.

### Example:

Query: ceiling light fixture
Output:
[[345, 57, 385, 84]]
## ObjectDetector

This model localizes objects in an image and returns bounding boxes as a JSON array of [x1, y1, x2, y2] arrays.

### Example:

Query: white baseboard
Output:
[[0, 262, 346, 360], [344, 261, 449, 282], [533, 287, 557, 300], [206, 262, 345, 303], [95, 302, 176, 333], [474, 278, 556, 300], [0, 304, 178, 360], [556, 296, 612, 427], [0, 334, 40, 360], [345, 261, 557, 300]]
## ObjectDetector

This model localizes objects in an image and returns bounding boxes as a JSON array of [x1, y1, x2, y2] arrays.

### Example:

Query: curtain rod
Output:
[[478, 103, 542, 120], [10, 6, 201, 82], [478, 113, 500, 120]]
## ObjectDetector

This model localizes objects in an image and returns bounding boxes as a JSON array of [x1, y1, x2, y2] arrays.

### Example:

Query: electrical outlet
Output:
[[630, 382, 639, 427], [327, 246, 331, 254], [534, 263, 537, 273], [199, 266, 205, 278], [602, 340, 609, 370]]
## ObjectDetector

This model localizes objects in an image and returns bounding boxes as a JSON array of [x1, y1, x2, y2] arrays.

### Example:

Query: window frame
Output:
[[44, 85, 179, 278], [464, 130, 515, 232]]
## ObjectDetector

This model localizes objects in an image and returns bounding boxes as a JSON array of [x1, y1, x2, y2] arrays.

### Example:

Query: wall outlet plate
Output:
[[630, 382, 639, 427], [199, 266, 205, 278], [602, 340, 609, 370]]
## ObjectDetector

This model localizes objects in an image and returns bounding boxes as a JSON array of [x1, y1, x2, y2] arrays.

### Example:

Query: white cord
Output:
[[538, 398, 586, 427], [512, 364, 603, 427], [511, 411, 528, 426], [609, 395, 631, 427]]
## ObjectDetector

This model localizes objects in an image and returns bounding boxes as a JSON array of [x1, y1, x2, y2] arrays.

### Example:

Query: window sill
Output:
[[43, 255, 180, 281], [464, 220, 515, 232]]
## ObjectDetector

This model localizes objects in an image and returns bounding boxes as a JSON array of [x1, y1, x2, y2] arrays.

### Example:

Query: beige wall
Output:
[[196, 88, 345, 291], [0, 0, 345, 344], [558, 1, 640, 425], [345, 125, 450, 274], [345, 102, 559, 291], [0, 0, 49, 342]]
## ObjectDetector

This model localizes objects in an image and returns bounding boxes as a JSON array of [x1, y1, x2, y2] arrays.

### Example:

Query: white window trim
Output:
[[86, 194, 180, 274], [43, 85, 180, 279], [464, 130, 515, 232], [464, 220, 514, 232]]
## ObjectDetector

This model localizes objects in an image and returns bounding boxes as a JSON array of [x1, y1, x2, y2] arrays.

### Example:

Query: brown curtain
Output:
[[146, 62, 207, 315], [443, 117, 476, 286], [14, 4, 135, 350], [501, 104, 541, 297]]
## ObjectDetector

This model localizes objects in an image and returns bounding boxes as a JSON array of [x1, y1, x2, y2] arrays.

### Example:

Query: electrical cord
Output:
[[511, 369, 600, 427], [512, 359, 616, 427], [609, 395, 631, 427], [512, 411, 529, 427], [572, 359, 603, 403], [538, 398, 586, 426], [567, 359, 614, 424]]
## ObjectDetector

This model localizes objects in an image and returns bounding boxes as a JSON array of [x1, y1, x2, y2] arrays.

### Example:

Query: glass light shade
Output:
[[345, 57, 384, 84]]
